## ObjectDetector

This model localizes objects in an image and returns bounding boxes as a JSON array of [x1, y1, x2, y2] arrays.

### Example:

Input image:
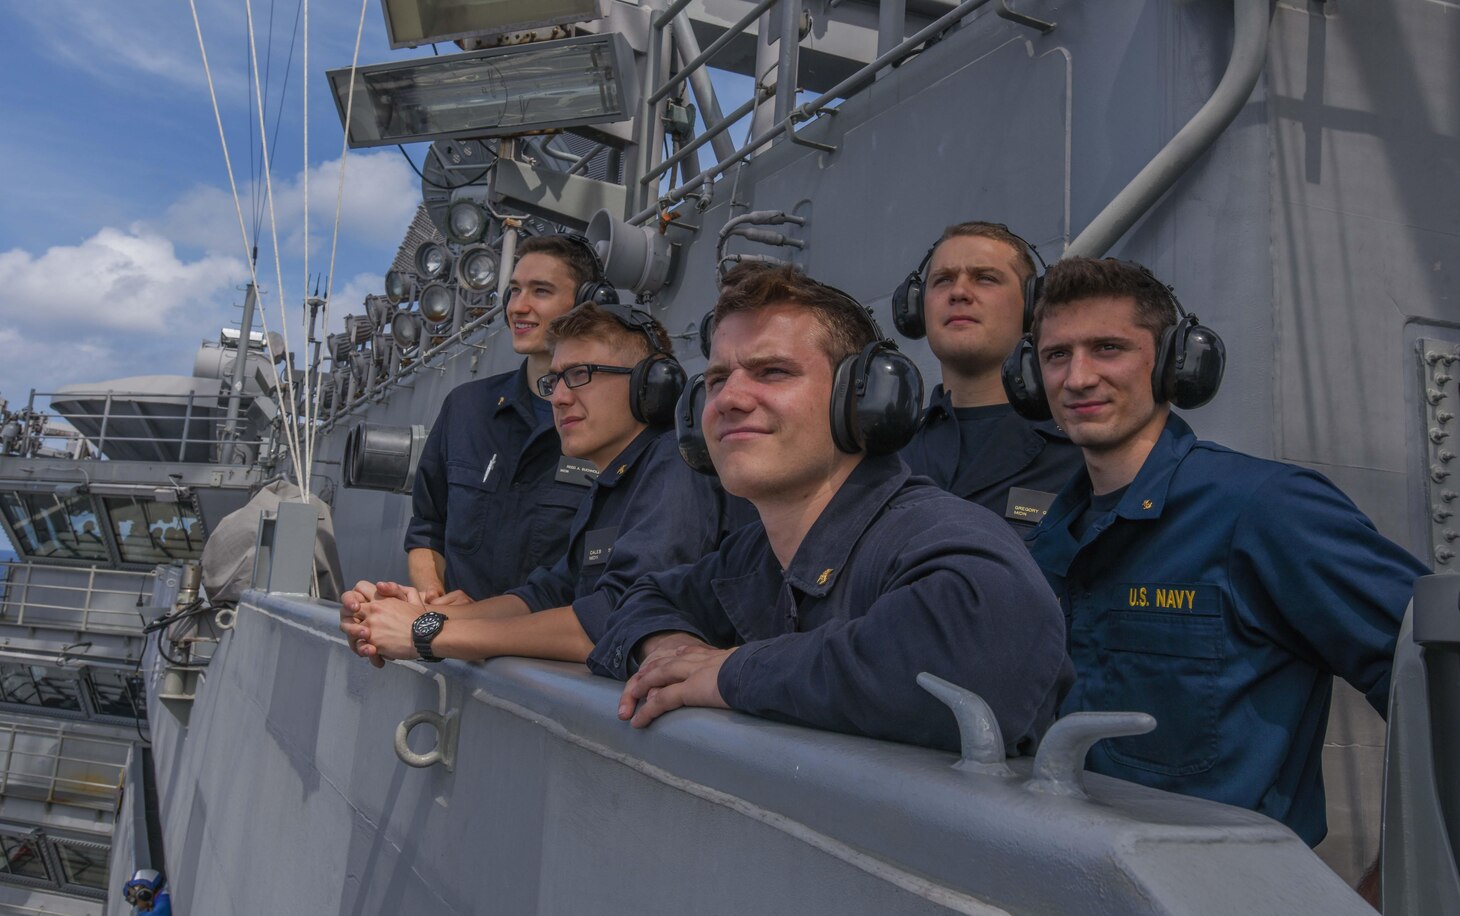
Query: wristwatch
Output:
[[411, 611, 447, 662]]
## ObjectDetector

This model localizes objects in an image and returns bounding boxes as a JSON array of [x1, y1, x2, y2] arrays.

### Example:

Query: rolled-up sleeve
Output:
[[403, 413, 448, 554]]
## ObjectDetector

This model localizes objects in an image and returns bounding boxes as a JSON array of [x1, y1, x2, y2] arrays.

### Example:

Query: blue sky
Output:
[[0, 0, 431, 408], [0, 1, 755, 558]]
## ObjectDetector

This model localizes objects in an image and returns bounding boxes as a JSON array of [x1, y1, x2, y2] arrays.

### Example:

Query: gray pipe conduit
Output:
[[1064, 0, 1275, 258]]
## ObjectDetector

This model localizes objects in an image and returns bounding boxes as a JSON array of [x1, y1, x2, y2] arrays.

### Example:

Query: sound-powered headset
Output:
[[676, 282, 925, 474], [1000, 260, 1226, 421], [891, 225, 1046, 339]]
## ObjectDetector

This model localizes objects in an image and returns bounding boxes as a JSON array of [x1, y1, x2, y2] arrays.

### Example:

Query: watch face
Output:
[[412, 612, 445, 638]]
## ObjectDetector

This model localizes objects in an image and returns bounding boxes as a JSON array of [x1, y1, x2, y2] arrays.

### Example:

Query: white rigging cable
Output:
[[186, 0, 306, 490], [300, 0, 311, 490], [308, 0, 373, 490], [243, 0, 310, 492]]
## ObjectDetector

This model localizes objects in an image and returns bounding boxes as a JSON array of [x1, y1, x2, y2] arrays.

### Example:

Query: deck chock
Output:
[[1026, 711, 1156, 799], [917, 672, 1013, 776]]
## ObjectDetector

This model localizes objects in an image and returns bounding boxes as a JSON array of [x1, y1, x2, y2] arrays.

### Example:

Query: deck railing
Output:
[[0, 563, 152, 635]]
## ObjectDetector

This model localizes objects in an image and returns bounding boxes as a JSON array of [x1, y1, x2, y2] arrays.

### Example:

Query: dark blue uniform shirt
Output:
[[507, 428, 750, 642], [900, 385, 1085, 529], [589, 453, 1074, 755], [1025, 414, 1428, 845], [404, 364, 588, 601]]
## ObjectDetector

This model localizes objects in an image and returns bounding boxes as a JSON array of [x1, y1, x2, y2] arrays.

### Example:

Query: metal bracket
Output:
[[250, 500, 320, 595], [917, 673, 1013, 776], [997, 1, 1056, 34], [394, 708, 459, 772], [787, 105, 838, 154], [1025, 711, 1156, 799]]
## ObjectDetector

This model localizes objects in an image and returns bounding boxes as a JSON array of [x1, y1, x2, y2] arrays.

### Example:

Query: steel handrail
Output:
[[647, 0, 779, 106], [631, 0, 998, 225]]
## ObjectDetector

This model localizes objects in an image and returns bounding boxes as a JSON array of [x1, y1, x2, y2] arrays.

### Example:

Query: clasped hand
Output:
[[617, 634, 736, 727], [338, 579, 469, 666]]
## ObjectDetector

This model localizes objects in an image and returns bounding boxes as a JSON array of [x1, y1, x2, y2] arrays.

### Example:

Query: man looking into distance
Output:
[[590, 265, 1072, 754], [896, 222, 1083, 529], [401, 235, 599, 606]]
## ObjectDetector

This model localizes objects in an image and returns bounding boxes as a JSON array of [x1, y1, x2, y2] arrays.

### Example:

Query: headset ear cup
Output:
[[829, 352, 862, 454], [698, 311, 715, 360], [1024, 274, 1043, 333], [1001, 334, 1051, 421], [632, 354, 687, 427], [1169, 321, 1226, 409], [578, 280, 620, 307], [855, 345, 925, 454], [674, 374, 715, 474], [892, 273, 926, 339], [1152, 320, 1182, 403]]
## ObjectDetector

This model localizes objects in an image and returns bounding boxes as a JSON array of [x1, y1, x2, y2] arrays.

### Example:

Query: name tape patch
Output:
[[1005, 487, 1057, 523], [556, 456, 600, 487], [583, 526, 619, 566]]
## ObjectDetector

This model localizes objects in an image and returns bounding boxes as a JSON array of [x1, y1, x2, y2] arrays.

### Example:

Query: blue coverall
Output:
[[1026, 414, 1428, 845]]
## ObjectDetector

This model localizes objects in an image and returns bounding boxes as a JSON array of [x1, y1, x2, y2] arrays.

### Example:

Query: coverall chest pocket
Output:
[[444, 461, 501, 555], [524, 483, 588, 573], [1095, 592, 1225, 777]]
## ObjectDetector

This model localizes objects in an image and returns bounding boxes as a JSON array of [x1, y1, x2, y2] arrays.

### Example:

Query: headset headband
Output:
[[599, 302, 669, 356]]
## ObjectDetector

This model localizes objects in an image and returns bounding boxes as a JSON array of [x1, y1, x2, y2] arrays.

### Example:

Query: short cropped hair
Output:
[[546, 302, 673, 362], [516, 235, 597, 291], [935, 222, 1036, 283], [712, 264, 874, 366], [1031, 257, 1178, 346]]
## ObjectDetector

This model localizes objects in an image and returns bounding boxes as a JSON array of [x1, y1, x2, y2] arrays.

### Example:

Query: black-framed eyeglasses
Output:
[[537, 363, 633, 397]]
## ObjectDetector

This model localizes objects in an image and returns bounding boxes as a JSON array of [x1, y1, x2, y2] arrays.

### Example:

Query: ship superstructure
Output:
[[0, 0, 1457, 912]]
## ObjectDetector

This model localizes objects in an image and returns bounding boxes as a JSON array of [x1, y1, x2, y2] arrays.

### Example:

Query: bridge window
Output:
[[0, 663, 84, 714], [105, 496, 203, 564], [53, 839, 108, 893], [84, 669, 145, 721], [0, 492, 110, 563], [0, 831, 51, 882]]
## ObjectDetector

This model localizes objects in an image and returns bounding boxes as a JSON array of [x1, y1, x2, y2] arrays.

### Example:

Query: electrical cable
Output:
[[397, 145, 495, 190]]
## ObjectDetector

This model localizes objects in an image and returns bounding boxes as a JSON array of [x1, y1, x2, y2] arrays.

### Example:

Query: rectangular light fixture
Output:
[[327, 33, 638, 149], [380, 0, 605, 50]]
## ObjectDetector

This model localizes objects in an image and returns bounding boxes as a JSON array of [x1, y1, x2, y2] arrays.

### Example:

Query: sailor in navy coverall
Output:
[[592, 451, 1072, 752], [896, 222, 1083, 527], [593, 265, 1072, 753], [505, 425, 748, 643], [402, 236, 598, 602], [404, 367, 586, 601], [901, 383, 1084, 529], [1022, 257, 1426, 846], [346, 305, 749, 664]]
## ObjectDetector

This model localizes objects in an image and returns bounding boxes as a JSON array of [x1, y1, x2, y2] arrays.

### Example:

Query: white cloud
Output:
[[0, 226, 245, 334], [11, 1, 385, 95], [326, 272, 386, 318], [158, 151, 418, 261]]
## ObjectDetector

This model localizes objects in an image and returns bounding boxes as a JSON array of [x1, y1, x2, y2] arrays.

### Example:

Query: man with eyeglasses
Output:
[[342, 303, 750, 664], [401, 235, 597, 608]]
